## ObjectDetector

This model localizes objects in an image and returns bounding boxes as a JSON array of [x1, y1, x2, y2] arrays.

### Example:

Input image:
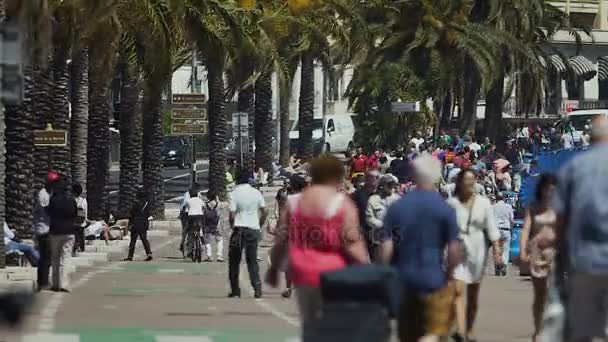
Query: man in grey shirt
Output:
[[493, 192, 514, 276], [545, 115, 608, 341]]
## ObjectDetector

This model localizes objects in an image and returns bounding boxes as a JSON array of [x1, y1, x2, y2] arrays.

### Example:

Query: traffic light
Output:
[[0, 22, 23, 105]]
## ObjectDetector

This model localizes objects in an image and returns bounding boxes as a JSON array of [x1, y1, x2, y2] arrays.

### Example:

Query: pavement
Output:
[[2, 189, 539, 342]]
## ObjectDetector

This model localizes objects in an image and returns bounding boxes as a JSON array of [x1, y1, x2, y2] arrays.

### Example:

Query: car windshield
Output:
[[293, 119, 324, 131], [567, 114, 600, 131], [163, 139, 182, 151]]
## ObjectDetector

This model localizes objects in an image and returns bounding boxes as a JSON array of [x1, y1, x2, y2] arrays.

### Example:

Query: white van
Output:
[[289, 114, 355, 156], [561, 109, 608, 142]]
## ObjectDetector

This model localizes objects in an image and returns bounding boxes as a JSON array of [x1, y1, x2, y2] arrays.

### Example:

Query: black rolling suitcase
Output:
[[302, 265, 398, 342], [303, 302, 391, 342]]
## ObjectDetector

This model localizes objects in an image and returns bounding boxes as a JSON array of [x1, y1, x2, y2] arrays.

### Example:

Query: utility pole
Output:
[[190, 47, 197, 188]]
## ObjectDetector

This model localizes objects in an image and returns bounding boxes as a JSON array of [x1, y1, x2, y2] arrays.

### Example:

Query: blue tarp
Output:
[[519, 149, 586, 207]]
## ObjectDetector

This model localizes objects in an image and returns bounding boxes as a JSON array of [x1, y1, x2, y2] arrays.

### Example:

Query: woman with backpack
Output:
[[124, 190, 153, 261], [203, 192, 223, 262]]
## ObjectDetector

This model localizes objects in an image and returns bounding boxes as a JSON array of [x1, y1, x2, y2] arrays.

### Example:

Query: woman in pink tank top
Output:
[[266, 155, 369, 334]]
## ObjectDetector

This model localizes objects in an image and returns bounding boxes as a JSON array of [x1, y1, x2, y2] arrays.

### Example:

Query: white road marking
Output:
[[238, 252, 300, 328], [157, 269, 184, 274], [156, 337, 212, 342]]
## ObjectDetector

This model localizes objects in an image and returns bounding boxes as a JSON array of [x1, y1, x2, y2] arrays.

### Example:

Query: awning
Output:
[[547, 54, 567, 73], [568, 55, 597, 80], [599, 56, 608, 81]]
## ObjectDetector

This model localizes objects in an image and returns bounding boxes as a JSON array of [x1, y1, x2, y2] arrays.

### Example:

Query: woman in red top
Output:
[[266, 155, 369, 334]]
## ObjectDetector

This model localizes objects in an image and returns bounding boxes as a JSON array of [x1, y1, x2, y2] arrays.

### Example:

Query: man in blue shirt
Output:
[[378, 154, 461, 342]]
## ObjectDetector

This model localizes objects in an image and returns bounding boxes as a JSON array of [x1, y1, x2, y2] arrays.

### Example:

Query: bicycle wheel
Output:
[[190, 232, 199, 263]]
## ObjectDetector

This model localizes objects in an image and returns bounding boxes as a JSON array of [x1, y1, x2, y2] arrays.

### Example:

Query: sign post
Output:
[[34, 124, 67, 146], [232, 112, 249, 167], [391, 101, 421, 113], [172, 94, 207, 188]]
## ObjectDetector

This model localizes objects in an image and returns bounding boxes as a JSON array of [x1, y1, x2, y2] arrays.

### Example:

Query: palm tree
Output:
[[5, 72, 35, 237], [87, 23, 119, 220], [298, 51, 315, 160], [254, 70, 273, 173], [70, 48, 89, 189], [117, 49, 143, 218], [278, 58, 298, 167]]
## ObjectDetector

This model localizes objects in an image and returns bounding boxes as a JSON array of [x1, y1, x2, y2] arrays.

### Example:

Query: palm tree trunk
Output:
[[5, 71, 34, 237], [207, 56, 227, 199], [279, 62, 298, 167], [460, 56, 481, 135], [70, 49, 89, 189], [32, 67, 53, 190], [49, 44, 71, 177], [438, 92, 452, 133], [141, 81, 164, 219], [237, 85, 254, 167], [485, 73, 505, 143], [0, 102, 5, 267], [299, 52, 315, 160], [87, 49, 114, 221], [254, 70, 273, 175], [118, 60, 143, 219]]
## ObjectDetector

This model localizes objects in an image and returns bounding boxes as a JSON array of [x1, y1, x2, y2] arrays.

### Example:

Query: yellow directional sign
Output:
[[34, 129, 67, 146], [171, 108, 207, 120], [172, 94, 207, 105], [171, 123, 207, 135]]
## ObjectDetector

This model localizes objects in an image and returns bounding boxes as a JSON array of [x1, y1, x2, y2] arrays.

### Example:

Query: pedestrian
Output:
[[33, 172, 60, 291], [72, 183, 88, 255], [184, 188, 204, 257], [124, 189, 153, 261], [4, 222, 39, 266], [351, 169, 379, 251], [202, 192, 223, 262], [519, 173, 557, 342], [47, 176, 77, 292], [266, 155, 369, 336], [378, 154, 462, 342], [447, 169, 503, 342], [538, 116, 608, 342], [560, 129, 573, 150], [179, 184, 196, 254], [365, 174, 399, 259], [350, 146, 368, 178], [493, 192, 514, 276], [228, 168, 268, 298]]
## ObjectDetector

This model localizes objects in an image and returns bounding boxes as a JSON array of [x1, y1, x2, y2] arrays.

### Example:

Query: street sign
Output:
[[171, 124, 207, 135], [232, 112, 249, 138], [391, 101, 421, 113], [34, 129, 67, 146], [171, 108, 207, 120], [172, 119, 207, 126], [172, 93, 207, 105]]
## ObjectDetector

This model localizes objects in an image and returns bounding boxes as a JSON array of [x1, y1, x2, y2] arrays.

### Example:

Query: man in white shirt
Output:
[[469, 140, 482, 154], [228, 170, 268, 299], [409, 131, 425, 152], [4, 222, 40, 266], [561, 131, 573, 150]]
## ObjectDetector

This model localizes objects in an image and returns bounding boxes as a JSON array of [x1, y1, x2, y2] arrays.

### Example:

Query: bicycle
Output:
[[186, 218, 204, 263]]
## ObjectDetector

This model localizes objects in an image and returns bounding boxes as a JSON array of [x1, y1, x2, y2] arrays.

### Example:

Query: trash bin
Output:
[[510, 220, 523, 263]]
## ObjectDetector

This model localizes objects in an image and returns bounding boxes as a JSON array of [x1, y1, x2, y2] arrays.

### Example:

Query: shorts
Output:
[[566, 273, 608, 340], [398, 283, 456, 342]]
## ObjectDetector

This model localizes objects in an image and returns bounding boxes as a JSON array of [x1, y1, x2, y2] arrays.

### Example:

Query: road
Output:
[[107, 162, 210, 213], [6, 231, 539, 342]]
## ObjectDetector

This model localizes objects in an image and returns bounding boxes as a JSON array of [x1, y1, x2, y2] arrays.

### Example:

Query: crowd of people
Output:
[[265, 117, 608, 342]]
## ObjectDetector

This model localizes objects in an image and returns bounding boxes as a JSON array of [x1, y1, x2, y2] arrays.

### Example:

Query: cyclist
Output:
[[185, 188, 205, 259]]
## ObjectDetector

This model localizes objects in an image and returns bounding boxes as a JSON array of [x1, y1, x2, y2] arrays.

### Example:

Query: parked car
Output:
[[161, 137, 192, 169], [289, 114, 355, 156]]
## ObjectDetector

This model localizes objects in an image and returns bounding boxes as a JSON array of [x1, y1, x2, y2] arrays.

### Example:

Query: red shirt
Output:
[[351, 154, 368, 173], [366, 155, 380, 170]]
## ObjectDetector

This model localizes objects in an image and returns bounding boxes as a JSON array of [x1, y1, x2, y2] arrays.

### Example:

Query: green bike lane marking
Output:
[[56, 327, 297, 342]]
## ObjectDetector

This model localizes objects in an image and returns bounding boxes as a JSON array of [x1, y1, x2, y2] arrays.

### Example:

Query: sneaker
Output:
[[281, 289, 292, 299], [254, 291, 263, 299], [204, 257, 213, 262], [123, 257, 133, 261], [216, 257, 225, 262], [227, 292, 241, 298], [145, 255, 153, 262]]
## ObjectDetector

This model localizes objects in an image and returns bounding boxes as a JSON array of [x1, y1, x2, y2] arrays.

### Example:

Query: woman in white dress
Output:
[[447, 169, 503, 342]]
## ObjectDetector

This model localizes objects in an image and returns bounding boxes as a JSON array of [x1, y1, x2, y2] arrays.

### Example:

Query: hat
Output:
[[378, 174, 398, 187], [47, 172, 60, 184]]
